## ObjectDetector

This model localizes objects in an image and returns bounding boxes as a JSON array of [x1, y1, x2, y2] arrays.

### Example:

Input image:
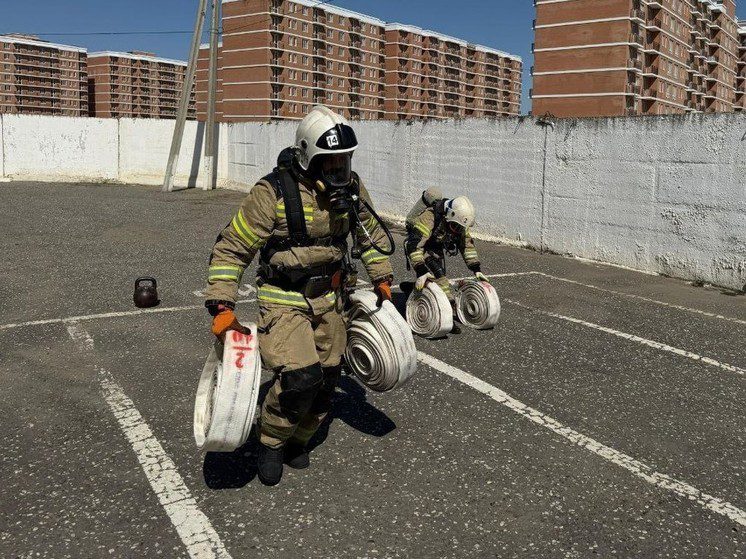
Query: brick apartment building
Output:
[[196, 42, 225, 121], [197, 0, 522, 122], [88, 51, 196, 119], [0, 34, 88, 117], [737, 20, 746, 109], [531, 0, 741, 117]]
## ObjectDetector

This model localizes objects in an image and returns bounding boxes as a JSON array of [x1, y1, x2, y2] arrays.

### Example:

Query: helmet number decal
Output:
[[326, 133, 340, 148]]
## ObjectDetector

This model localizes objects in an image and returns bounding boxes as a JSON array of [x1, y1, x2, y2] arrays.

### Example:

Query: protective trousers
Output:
[[257, 304, 346, 449]]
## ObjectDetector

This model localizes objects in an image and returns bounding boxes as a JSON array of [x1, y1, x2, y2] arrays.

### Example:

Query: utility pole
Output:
[[162, 0, 208, 192], [201, 0, 221, 190]]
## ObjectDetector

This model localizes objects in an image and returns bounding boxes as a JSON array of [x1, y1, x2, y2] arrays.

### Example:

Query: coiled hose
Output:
[[193, 328, 262, 452], [345, 291, 417, 392], [455, 279, 501, 330], [406, 283, 453, 339]]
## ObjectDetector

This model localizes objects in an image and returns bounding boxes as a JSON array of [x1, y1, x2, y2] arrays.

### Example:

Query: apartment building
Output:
[[196, 43, 225, 121], [88, 51, 196, 119], [205, 0, 522, 121], [0, 34, 88, 117], [531, 0, 741, 117], [737, 20, 746, 110], [384, 24, 522, 119]]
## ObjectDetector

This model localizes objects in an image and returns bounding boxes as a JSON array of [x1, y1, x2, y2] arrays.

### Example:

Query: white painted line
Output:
[[505, 299, 746, 378], [532, 272, 746, 327], [66, 323, 232, 559], [0, 298, 257, 331], [418, 351, 746, 528]]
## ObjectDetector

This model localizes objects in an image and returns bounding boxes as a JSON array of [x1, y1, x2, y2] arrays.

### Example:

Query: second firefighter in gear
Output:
[[404, 192, 487, 333], [204, 106, 393, 486]]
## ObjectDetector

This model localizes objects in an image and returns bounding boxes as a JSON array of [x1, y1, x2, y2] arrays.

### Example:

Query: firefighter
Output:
[[403, 193, 487, 334], [204, 106, 394, 486]]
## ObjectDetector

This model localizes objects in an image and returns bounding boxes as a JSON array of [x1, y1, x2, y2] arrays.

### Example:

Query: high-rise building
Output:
[[0, 34, 88, 117], [531, 0, 740, 117], [196, 43, 225, 121], [201, 0, 522, 121], [737, 20, 746, 110], [87, 51, 196, 119]]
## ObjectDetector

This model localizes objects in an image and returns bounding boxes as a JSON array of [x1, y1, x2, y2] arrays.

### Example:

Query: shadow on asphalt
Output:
[[202, 375, 396, 490]]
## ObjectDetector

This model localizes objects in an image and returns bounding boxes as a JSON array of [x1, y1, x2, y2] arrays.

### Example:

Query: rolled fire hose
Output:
[[406, 282, 453, 339], [345, 291, 417, 392], [455, 279, 501, 330], [193, 328, 262, 452]]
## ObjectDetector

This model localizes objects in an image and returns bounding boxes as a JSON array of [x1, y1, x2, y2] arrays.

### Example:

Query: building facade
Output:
[[88, 51, 196, 119], [531, 0, 740, 117], [196, 43, 225, 121], [203, 0, 522, 121], [0, 34, 88, 117], [737, 20, 746, 110]]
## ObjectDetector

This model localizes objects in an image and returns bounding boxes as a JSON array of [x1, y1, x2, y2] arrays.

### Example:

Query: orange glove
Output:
[[211, 309, 250, 339], [373, 279, 392, 307]]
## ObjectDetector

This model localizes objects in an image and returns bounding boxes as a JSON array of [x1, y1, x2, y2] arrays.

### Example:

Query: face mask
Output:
[[319, 153, 352, 190]]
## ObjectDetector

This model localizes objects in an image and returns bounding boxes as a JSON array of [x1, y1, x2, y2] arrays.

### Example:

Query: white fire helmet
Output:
[[444, 196, 476, 229], [294, 106, 358, 188]]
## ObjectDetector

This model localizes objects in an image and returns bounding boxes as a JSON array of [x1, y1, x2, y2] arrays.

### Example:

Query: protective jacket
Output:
[[405, 200, 480, 276], [205, 164, 393, 316]]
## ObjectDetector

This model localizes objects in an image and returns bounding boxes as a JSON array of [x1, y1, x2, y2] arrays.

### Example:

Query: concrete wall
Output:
[[226, 114, 745, 290], [0, 112, 743, 290], [0, 114, 228, 187]]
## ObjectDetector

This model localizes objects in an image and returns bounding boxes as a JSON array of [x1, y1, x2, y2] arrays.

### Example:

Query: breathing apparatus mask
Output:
[[308, 152, 355, 213]]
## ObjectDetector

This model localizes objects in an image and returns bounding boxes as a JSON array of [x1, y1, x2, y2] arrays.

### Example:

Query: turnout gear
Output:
[[205, 106, 392, 462], [257, 443, 284, 486], [406, 187, 443, 228], [405, 194, 481, 304]]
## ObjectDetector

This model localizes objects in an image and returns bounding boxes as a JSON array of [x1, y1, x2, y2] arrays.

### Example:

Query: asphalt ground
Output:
[[0, 182, 744, 559]]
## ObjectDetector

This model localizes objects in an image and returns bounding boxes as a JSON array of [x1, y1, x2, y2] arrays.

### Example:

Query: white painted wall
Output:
[[2, 114, 119, 182], [0, 114, 229, 188], [226, 114, 745, 290]]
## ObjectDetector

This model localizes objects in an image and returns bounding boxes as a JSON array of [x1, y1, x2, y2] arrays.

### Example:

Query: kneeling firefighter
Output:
[[404, 190, 488, 334], [204, 106, 394, 486]]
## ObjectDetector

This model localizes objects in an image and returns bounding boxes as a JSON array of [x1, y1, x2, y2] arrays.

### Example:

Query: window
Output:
[[303, 55, 309, 66], [302, 39, 309, 49], [302, 23, 308, 32], [302, 71, 309, 81], [302, 88, 308, 98]]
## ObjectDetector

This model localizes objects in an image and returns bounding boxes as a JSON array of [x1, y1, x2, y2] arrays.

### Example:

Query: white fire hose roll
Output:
[[456, 279, 501, 330], [406, 282, 453, 339], [193, 328, 262, 452], [345, 291, 418, 392]]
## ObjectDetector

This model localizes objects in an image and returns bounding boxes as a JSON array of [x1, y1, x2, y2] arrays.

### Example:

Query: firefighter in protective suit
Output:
[[204, 106, 394, 486], [403, 191, 487, 334]]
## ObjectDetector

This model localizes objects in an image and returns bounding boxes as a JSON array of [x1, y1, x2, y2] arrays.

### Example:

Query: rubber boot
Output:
[[450, 302, 462, 334], [257, 443, 284, 486], [284, 441, 310, 469]]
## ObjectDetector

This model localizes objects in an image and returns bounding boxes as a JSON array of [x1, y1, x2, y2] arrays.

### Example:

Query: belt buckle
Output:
[[303, 275, 330, 299]]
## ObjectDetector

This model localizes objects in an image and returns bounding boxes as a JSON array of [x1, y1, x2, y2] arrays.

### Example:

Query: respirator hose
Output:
[[352, 196, 396, 256]]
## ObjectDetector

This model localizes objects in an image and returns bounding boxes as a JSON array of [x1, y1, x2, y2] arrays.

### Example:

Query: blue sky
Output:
[[3, 1, 745, 114]]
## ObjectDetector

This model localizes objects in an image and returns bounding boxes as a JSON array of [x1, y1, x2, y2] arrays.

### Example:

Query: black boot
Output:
[[257, 443, 284, 486], [284, 441, 310, 469], [399, 281, 415, 295], [450, 303, 462, 335], [450, 321, 462, 335]]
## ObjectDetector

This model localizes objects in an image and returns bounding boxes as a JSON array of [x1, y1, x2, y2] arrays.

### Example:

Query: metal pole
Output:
[[163, 0, 208, 192], [201, 0, 220, 190]]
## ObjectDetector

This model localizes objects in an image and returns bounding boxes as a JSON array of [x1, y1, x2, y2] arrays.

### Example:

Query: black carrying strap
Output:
[[276, 168, 308, 244]]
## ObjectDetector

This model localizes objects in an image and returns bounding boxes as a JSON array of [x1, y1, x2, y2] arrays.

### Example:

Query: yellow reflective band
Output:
[[361, 248, 388, 265], [414, 222, 431, 237], [409, 249, 425, 263], [258, 285, 336, 309], [232, 210, 263, 248], [208, 265, 242, 283], [275, 203, 315, 222]]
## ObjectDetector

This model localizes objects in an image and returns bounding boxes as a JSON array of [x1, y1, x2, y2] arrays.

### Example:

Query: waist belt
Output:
[[259, 260, 344, 297]]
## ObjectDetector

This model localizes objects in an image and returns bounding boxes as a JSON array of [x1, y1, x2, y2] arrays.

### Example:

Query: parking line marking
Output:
[[418, 351, 746, 528], [0, 298, 257, 331], [66, 322, 232, 559], [531, 272, 746, 326], [506, 299, 746, 378]]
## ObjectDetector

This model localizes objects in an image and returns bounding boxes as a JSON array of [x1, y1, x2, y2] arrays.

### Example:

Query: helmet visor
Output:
[[320, 153, 352, 189]]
